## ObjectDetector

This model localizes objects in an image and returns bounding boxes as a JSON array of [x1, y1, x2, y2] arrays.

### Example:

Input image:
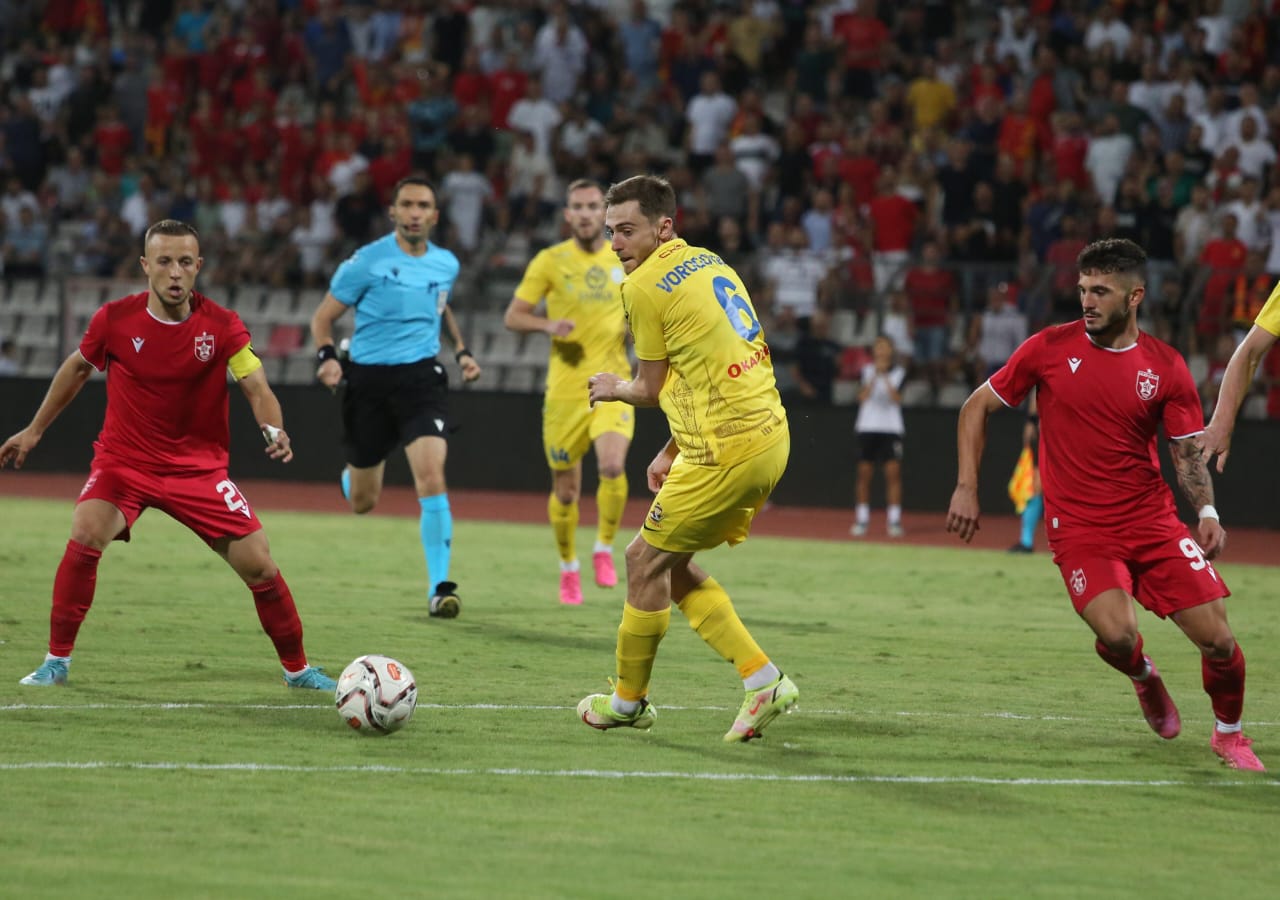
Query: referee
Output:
[[310, 175, 482, 618]]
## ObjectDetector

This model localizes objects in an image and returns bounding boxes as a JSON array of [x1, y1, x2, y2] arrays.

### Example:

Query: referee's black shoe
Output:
[[429, 581, 460, 618]]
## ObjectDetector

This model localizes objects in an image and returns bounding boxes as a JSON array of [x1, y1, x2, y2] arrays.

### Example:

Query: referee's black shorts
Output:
[[340, 358, 449, 467]]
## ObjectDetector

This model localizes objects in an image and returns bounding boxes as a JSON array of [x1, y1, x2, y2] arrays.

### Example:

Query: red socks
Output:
[[1203, 643, 1246, 726], [1094, 635, 1147, 679], [250, 573, 308, 672], [49, 540, 102, 657]]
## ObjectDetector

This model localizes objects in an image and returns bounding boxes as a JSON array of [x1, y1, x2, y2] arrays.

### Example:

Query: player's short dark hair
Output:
[[143, 219, 199, 251], [1077, 238, 1148, 283], [604, 175, 677, 223], [565, 178, 605, 200], [391, 175, 438, 204]]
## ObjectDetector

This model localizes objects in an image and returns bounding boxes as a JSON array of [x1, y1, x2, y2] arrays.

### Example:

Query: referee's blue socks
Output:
[[340, 468, 351, 502], [1020, 494, 1043, 549], [419, 493, 453, 588]]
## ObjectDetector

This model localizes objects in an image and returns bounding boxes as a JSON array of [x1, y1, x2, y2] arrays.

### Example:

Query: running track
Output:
[[4, 472, 1275, 565]]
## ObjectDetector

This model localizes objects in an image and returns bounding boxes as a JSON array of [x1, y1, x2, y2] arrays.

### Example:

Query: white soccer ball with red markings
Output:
[[335, 655, 418, 734]]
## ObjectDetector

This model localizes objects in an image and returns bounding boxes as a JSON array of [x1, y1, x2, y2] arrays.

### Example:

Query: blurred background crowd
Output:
[[0, 0, 1279, 419]]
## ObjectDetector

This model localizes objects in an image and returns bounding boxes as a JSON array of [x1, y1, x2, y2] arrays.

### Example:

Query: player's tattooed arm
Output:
[[1171, 437, 1214, 509], [1173, 436, 1227, 559]]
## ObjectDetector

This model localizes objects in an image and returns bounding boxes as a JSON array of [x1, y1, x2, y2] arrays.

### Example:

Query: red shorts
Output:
[[1050, 518, 1230, 618], [78, 464, 263, 545]]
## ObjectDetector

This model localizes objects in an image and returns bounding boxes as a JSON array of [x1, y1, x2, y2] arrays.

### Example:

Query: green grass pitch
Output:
[[0, 497, 1275, 898]]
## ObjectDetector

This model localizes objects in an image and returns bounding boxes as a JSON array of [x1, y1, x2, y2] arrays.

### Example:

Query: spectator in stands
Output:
[[1196, 211, 1248, 353], [902, 240, 956, 390], [532, 2, 588, 105], [1085, 113, 1134, 205], [789, 309, 842, 406], [1, 176, 38, 229], [699, 145, 750, 225], [1223, 175, 1267, 252], [684, 70, 737, 175], [504, 129, 558, 236], [407, 66, 458, 176], [2, 204, 50, 278], [440, 153, 493, 257], [867, 169, 919, 297], [620, 0, 662, 92], [967, 281, 1028, 384], [506, 76, 562, 161], [1230, 250, 1271, 345], [556, 102, 605, 166], [48, 146, 92, 218], [760, 224, 830, 336], [0, 337, 18, 376], [334, 169, 382, 249], [1175, 183, 1216, 267], [730, 111, 780, 194]]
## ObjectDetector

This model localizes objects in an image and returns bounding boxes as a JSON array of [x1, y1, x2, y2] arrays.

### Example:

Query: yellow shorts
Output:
[[542, 398, 635, 470], [640, 434, 789, 553]]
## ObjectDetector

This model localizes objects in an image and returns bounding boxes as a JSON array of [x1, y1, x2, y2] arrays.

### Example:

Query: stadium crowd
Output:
[[1, 0, 1279, 417]]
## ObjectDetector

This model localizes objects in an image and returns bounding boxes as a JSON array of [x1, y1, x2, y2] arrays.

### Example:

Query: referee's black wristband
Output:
[[317, 345, 338, 364], [455, 348, 473, 363]]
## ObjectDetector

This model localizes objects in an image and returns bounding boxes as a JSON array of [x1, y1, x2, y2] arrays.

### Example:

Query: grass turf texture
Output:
[[0, 497, 1275, 898]]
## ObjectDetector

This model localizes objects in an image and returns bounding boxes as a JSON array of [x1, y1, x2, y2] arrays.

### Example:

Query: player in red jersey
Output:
[[946, 238, 1264, 772], [0, 220, 338, 692]]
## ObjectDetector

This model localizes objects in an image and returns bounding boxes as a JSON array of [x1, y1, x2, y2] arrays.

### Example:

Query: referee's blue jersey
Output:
[[329, 233, 461, 365]]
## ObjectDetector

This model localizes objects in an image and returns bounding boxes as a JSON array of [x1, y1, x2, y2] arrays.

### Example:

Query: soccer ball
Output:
[[335, 655, 418, 734]]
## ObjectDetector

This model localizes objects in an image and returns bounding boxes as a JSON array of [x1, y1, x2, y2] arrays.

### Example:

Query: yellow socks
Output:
[[547, 494, 579, 563], [676, 577, 769, 679], [614, 603, 670, 702], [595, 474, 628, 547]]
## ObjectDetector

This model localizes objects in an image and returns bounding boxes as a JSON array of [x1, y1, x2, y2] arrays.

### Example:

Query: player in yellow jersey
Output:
[[1199, 279, 1280, 470], [576, 174, 798, 742], [503, 179, 635, 606]]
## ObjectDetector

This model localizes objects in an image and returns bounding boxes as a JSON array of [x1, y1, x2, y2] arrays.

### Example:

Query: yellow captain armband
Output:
[[227, 344, 264, 380]]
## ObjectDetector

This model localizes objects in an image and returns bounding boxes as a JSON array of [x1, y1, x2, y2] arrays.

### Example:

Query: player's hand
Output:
[[0, 427, 41, 470], [588, 372, 623, 407], [546, 318, 574, 338], [459, 355, 482, 383], [945, 485, 981, 543], [1197, 421, 1231, 473], [1197, 517, 1226, 560], [316, 358, 343, 392], [647, 445, 676, 493], [261, 423, 293, 464]]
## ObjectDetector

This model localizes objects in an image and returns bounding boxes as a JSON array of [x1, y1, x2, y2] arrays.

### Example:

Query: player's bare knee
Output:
[[68, 528, 110, 551], [351, 494, 378, 514], [1197, 632, 1237, 660], [598, 462, 625, 480], [1097, 627, 1140, 656]]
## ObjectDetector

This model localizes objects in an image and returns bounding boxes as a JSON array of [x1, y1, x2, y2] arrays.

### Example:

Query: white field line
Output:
[[0, 760, 1274, 787], [0, 701, 1276, 728]]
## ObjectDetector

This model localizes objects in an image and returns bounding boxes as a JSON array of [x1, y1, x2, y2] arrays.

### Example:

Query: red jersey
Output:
[[989, 322, 1203, 538], [79, 292, 252, 474]]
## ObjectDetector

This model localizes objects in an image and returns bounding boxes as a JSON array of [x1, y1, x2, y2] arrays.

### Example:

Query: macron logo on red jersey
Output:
[[1068, 357, 1081, 373], [131, 337, 144, 353]]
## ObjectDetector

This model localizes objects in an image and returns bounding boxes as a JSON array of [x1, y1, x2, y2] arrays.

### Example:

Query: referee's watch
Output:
[[317, 345, 338, 364]]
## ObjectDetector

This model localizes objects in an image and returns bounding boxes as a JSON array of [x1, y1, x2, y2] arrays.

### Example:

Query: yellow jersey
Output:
[[513, 238, 630, 400], [1257, 280, 1280, 336], [624, 238, 787, 467]]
